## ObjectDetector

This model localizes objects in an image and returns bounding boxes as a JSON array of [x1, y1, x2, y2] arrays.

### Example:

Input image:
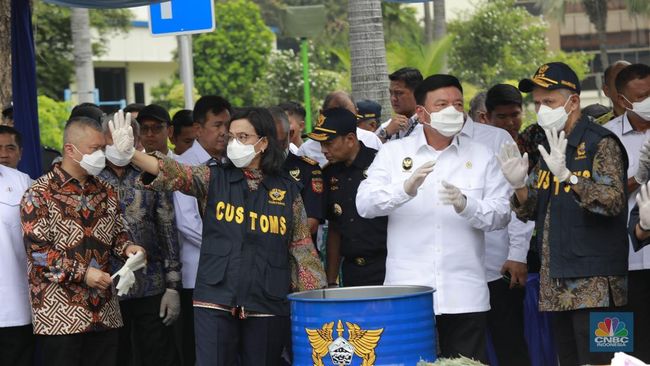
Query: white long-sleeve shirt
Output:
[[298, 127, 383, 167], [0, 165, 33, 327], [356, 127, 511, 315], [173, 141, 212, 289], [459, 118, 534, 282], [604, 113, 650, 271]]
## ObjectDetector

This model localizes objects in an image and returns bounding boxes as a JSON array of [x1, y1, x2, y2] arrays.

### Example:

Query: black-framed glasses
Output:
[[227, 132, 259, 144]]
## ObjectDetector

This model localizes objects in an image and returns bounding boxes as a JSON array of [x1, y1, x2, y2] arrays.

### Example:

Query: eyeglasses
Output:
[[140, 124, 166, 134], [227, 132, 259, 144]]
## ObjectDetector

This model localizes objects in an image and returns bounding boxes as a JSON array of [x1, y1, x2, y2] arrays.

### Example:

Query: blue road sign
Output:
[[149, 0, 215, 37]]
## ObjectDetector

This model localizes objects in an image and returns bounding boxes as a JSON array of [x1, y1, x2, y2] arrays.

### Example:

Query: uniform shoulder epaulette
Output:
[[299, 156, 319, 166]]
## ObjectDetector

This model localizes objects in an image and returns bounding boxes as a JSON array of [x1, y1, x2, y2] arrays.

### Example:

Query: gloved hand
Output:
[[439, 180, 467, 213], [636, 183, 650, 230], [538, 128, 571, 182], [403, 161, 436, 197], [159, 289, 181, 326], [112, 251, 146, 296], [108, 110, 135, 160], [496, 143, 529, 189], [635, 139, 650, 184]]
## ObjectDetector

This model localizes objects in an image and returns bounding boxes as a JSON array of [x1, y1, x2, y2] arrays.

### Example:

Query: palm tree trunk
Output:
[[71, 8, 95, 104], [582, 0, 609, 70], [424, 2, 433, 44], [348, 0, 391, 116], [433, 0, 446, 40], [0, 0, 12, 108]]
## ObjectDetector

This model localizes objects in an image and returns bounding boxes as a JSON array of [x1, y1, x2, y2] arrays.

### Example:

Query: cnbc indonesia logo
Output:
[[590, 313, 633, 352]]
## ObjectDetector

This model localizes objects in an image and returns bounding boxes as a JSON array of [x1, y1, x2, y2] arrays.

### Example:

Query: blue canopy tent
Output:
[[10, 0, 163, 179]]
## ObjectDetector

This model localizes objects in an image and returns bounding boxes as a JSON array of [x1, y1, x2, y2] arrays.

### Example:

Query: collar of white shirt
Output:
[[415, 123, 462, 156]]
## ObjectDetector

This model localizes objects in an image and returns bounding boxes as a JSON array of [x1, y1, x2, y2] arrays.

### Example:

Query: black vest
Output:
[[535, 116, 629, 278], [193, 166, 299, 316]]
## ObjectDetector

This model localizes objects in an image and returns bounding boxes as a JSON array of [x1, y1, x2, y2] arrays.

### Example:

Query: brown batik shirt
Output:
[[21, 163, 134, 335]]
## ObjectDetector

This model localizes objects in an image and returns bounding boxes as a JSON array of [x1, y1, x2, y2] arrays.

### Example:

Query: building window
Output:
[[134, 83, 145, 104]]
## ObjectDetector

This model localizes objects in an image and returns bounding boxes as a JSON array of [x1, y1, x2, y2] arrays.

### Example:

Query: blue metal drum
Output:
[[288, 285, 436, 366]]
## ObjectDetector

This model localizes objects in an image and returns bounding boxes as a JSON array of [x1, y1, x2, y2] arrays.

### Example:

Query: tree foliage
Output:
[[192, 0, 274, 106], [448, 0, 590, 88], [37, 95, 69, 150], [253, 48, 338, 121], [33, 1, 132, 100]]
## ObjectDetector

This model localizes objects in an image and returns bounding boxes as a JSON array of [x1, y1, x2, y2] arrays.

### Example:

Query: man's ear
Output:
[[602, 84, 611, 99]]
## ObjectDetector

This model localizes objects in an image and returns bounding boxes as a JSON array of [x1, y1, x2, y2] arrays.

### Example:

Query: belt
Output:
[[196, 302, 275, 319]]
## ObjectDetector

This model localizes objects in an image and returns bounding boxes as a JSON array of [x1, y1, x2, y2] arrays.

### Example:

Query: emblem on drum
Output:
[[306, 320, 384, 366]]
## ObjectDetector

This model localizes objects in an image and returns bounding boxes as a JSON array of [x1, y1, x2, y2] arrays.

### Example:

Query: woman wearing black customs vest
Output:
[[108, 107, 327, 366]]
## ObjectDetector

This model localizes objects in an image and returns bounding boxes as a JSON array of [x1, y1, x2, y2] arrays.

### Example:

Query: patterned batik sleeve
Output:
[[138, 151, 211, 212], [112, 204, 137, 260], [510, 161, 541, 223], [571, 137, 626, 216], [21, 188, 87, 284], [157, 191, 182, 290], [288, 195, 327, 292]]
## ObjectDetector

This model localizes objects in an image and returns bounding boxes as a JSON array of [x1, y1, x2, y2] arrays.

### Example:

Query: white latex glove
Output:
[[439, 180, 467, 213], [112, 251, 146, 296], [636, 183, 650, 230], [610, 352, 646, 366], [403, 161, 436, 197], [538, 127, 571, 182], [635, 139, 650, 184], [108, 110, 135, 160], [497, 143, 529, 189], [159, 289, 180, 326]]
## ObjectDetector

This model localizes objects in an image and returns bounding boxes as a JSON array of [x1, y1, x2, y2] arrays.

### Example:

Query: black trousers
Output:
[[341, 255, 386, 287], [0, 324, 34, 366], [623, 269, 650, 361], [552, 308, 617, 366], [436, 311, 488, 363], [180, 289, 196, 366], [194, 307, 289, 366], [38, 329, 118, 366], [117, 293, 180, 366], [487, 279, 530, 366]]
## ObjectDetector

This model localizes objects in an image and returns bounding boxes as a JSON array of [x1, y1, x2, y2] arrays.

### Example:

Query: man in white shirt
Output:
[[471, 84, 534, 366], [297, 91, 382, 167], [0, 164, 33, 366], [173, 95, 232, 366], [604, 63, 650, 361], [376, 67, 423, 142], [356, 74, 511, 362]]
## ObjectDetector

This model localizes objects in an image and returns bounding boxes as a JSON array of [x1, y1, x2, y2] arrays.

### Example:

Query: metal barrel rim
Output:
[[287, 285, 435, 302]]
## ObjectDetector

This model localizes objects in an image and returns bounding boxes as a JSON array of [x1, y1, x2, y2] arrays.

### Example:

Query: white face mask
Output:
[[623, 95, 650, 121], [227, 138, 261, 168], [537, 96, 573, 131], [105, 144, 131, 167], [423, 105, 465, 137], [72, 145, 106, 176]]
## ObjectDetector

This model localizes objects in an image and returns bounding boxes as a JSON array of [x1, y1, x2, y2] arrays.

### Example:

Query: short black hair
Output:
[[615, 63, 650, 93], [485, 84, 523, 113], [227, 107, 284, 176], [0, 125, 22, 148], [171, 109, 194, 137], [124, 103, 146, 114], [278, 101, 306, 121], [389, 67, 424, 91], [70, 103, 104, 124], [414, 74, 463, 105], [193, 96, 232, 125]]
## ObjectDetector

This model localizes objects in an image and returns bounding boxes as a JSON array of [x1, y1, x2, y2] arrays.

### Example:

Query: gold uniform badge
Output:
[[333, 203, 343, 216], [290, 168, 301, 181], [402, 157, 413, 171], [306, 320, 383, 366], [268, 188, 286, 205], [576, 142, 586, 160]]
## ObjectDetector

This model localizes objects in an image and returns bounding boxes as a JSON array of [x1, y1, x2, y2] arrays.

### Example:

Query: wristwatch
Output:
[[377, 127, 390, 140], [568, 174, 579, 185]]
